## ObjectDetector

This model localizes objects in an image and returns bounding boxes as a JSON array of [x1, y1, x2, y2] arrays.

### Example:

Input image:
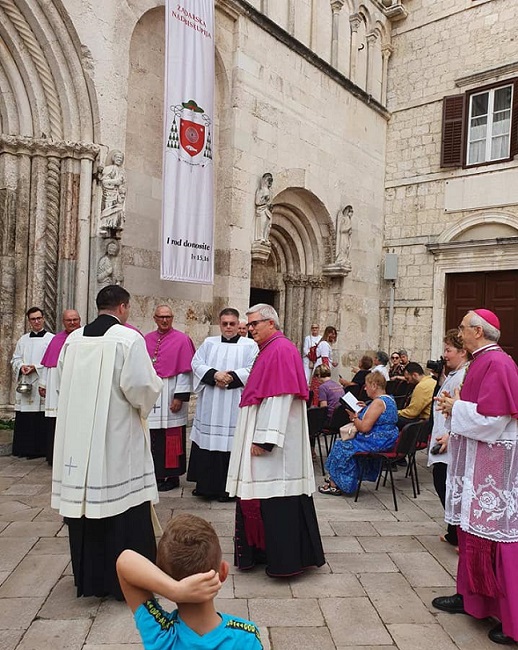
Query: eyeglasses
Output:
[[458, 324, 478, 332], [391, 356, 399, 360], [155, 316, 173, 320], [29, 316, 43, 322], [247, 319, 270, 329]]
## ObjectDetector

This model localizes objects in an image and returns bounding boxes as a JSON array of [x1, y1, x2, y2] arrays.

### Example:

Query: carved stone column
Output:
[[366, 32, 377, 97], [330, 0, 345, 68], [381, 44, 393, 105], [349, 14, 362, 84], [287, 0, 295, 35]]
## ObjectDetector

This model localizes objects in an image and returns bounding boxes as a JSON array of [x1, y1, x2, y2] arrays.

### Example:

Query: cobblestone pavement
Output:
[[0, 453, 497, 649]]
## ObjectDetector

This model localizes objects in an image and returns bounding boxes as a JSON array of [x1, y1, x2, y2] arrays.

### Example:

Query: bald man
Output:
[[144, 305, 195, 491], [39, 309, 81, 464]]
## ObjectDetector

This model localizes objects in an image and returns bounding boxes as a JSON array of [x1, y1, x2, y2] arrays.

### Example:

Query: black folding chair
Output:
[[307, 406, 329, 475], [320, 403, 351, 456], [408, 418, 432, 494], [354, 421, 422, 511]]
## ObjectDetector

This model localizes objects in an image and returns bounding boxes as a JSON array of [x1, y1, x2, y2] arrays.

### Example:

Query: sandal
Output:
[[318, 483, 342, 496]]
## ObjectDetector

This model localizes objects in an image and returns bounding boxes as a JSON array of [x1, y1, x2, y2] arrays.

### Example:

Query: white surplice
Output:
[[51, 325, 163, 519], [302, 334, 321, 382], [11, 332, 54, 412], [40, 366, 59, 417], [226, 394, 316, 499], [147, 373, 192, 429], [190, 336, 258, 452]]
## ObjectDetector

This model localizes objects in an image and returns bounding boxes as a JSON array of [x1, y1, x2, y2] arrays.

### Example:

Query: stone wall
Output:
[[383, 0, 518, 363]]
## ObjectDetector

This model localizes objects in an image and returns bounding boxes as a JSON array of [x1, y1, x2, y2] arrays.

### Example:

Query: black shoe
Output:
[[488, 623, 517, 645], [217, 494, 236, 503], [191, 488, 213, 499], [157, 478, 179, 492], [396, 458, 408, 467], [431, 594, 465, 614]]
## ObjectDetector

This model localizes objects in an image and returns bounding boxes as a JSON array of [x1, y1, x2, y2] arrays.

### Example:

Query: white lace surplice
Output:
[[445, 400, 518, 542]]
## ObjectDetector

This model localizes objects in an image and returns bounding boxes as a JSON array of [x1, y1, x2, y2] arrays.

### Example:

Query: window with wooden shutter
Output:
[[440, 95, 465, 167], [510, 78, 518, 158]]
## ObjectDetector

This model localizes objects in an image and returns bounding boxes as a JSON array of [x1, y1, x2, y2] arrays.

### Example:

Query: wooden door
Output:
[[446, 270, 518, 361]]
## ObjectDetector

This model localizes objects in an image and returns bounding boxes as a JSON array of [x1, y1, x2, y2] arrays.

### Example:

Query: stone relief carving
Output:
[[0, 135, 99, 159], [98, 150, 126, 236], [97, 239, 123, 288], [254, 172, 273, 243], [322, 204, 353, 278], [252, 172, 274, 263], [335, 204, 353, 265]]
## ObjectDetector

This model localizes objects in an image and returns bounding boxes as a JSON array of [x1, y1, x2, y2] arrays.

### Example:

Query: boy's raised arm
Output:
[[116, 550, 221, 613]]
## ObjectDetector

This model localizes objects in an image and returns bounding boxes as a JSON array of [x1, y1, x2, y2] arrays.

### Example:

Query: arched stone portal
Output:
[[0, 0, 99, 413], [250, 187, 334, 349]]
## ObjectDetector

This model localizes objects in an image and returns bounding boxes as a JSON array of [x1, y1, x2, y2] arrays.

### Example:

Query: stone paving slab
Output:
[[38, 576, 101, 620], [16, 619, 92, 650], [269, 625, 336, 650], [0, 455, 500, 649], [0, 597, 45, 629], [249, 598, 324, 626], [320, 597, 393, 646], [0, 554, 69, 598], [387, 623, 459, 650], [0, 537, 38, 572], [359, 573, 435, 625]]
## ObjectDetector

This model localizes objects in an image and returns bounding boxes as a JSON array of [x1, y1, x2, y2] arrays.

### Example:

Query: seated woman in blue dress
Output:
[[318, 371, 399, 496]]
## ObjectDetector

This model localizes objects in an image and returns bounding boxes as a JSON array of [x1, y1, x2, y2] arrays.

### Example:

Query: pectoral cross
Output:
[[65, 456, 78, 475]]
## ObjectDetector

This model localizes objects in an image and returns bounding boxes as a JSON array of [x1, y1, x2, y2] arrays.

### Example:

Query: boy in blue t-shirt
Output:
[[117, 513, 263, 649]]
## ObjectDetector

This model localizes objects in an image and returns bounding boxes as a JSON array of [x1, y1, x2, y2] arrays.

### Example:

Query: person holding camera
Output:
[[427, 329, 469, 548]]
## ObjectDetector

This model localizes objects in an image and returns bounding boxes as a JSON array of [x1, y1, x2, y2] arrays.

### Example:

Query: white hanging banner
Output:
[[161, 0, 215, 284]]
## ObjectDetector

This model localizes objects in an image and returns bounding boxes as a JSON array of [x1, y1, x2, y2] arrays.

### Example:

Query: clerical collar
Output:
[[472, 343, 500, 357], [30, 330, 47, 338], [221, 334, 240, 344]]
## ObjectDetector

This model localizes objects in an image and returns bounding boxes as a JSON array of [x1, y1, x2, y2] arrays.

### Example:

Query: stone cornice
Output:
[[455, 61, 518, 88], [216, 0, 390, 119], [427, 237, 518, 255], [0, 135, 100, 160]]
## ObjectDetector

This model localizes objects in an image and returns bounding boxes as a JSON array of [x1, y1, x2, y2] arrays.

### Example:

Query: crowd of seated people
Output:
[[309, 347, 437, 481], [318, 371, 399, 496]]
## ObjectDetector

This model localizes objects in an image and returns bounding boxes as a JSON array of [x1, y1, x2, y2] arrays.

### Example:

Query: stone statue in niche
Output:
[[335, 204, 353, 265], [254, 172, 273, 243], [98, 150, 126, 236], [97, 239, 123, 288]]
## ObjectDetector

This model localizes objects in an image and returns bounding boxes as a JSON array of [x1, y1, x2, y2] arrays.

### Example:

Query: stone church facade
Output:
[[1, 0, 517, 413]]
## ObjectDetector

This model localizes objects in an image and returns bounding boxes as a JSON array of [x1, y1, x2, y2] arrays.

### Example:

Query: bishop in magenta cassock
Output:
[[226, 304, 325, 577], [39, 309, 81, 465], [145, 305, 195, 491], [433, 308, 518, 645]]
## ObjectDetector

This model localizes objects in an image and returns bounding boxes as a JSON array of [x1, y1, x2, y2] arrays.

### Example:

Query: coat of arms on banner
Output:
[[166, 99, 212, 166]]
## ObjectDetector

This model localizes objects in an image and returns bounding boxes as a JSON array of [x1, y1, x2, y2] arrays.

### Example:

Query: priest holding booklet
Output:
[[318, 370, 399, 496]]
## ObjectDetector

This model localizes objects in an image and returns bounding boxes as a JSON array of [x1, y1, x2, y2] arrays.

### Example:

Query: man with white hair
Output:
[[433, 308, 518, 645], [226, 304, 325, 577]]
